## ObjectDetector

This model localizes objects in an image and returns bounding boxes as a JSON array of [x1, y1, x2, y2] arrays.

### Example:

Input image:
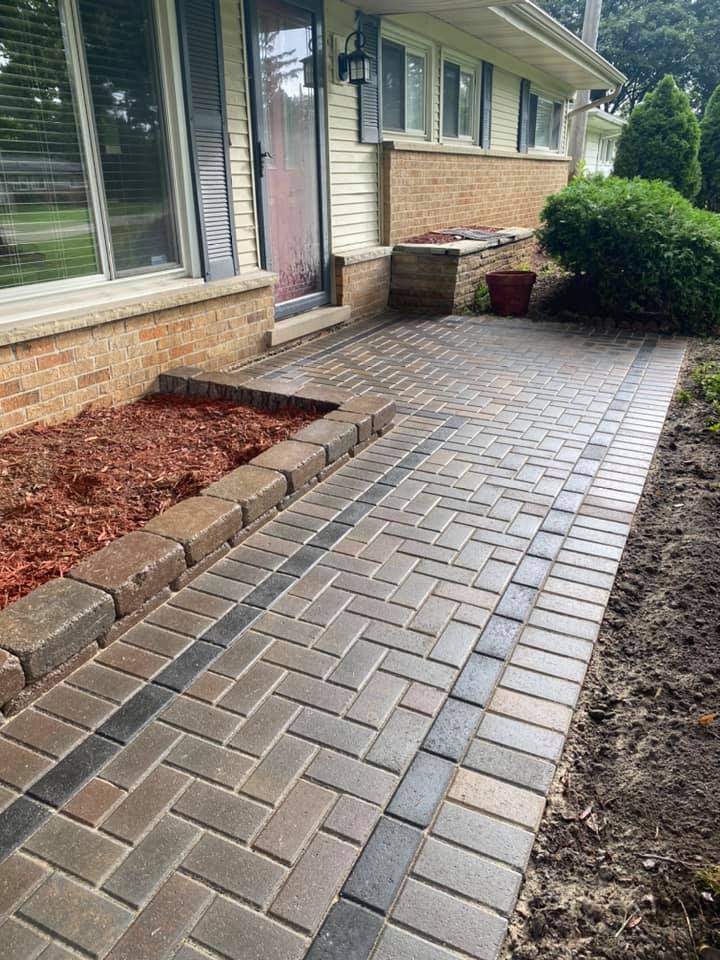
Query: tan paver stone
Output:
[[449, 768, 546, 830]]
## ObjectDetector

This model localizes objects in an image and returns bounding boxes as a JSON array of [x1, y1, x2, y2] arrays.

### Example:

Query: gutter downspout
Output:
[[567, 84, 623, 117]]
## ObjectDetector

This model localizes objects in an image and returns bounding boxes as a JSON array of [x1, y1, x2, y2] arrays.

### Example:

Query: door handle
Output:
[[257, 143, 273, 176]]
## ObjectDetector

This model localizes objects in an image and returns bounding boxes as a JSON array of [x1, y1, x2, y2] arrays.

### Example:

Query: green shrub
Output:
[[692, 362, 720, 430], [614, 75, 701, 201], [700, 84, 720, 211], [538, 176, 720, 335]]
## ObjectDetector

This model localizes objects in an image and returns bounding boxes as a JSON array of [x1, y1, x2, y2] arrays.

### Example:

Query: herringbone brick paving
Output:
[[0, 315, 685, 960]]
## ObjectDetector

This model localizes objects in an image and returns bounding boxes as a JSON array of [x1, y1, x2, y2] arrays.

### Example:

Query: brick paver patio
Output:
[[0, 314, 685, 960]]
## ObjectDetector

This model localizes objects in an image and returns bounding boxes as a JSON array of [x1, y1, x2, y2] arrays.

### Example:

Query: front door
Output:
[[246, 0, 329, 318]]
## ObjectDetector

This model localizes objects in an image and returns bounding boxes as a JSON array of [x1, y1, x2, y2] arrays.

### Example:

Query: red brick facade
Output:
[[334, 250, 392, 323], [382, 146, 570, 245], [0, 284, 274, 436]]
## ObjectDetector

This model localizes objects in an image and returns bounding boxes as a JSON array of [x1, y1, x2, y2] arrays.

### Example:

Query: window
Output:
[[0, 0, 179, 293], [599, 137, 617, 164], [442, 60, 474, 140], [381, 38, 426, 135], [530, 93, 563, 151]]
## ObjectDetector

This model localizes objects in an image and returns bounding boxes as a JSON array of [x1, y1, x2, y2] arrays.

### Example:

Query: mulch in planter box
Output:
[[0, 394, 317, 609]]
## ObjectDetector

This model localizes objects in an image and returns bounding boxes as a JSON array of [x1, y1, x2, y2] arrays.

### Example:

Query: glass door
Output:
[[246, 0, 329, 318]]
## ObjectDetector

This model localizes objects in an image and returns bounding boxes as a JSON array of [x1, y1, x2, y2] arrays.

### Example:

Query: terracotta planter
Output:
[[486, 270, 537, 317]]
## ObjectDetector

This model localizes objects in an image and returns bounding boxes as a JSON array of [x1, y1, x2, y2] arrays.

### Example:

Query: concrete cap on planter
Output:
[[324, 409, 373, 443], [200, 464, 288, 524], [0, 649, 26, 706], [68, 531, 185, 619], [339, 396, 395, 432], [144, 496, 244, 566], [292, 419, 357, 464], [0, 579, 115, 681], [251, 440, 326, 493]]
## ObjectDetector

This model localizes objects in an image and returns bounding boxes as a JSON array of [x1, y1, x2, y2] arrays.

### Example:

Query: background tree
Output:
[[613, 75, 701, 200], [540, 0, 720, 114], [699, 85, 720, 211]]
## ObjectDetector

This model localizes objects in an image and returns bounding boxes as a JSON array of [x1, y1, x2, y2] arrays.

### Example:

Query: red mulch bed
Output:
[[0, 394, 317, 610], [404, 225, 501, 244]]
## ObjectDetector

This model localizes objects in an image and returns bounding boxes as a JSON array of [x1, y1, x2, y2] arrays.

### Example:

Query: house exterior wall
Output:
[[0, 281, 274, 436], [382, 145, 569, 244], [326, 0, 381, 252], [221, 0, 260, 270]]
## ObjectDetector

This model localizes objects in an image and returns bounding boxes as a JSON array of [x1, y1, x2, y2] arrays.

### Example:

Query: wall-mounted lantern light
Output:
[[338, 30, 373, 85], [302, 30, 315, 88]]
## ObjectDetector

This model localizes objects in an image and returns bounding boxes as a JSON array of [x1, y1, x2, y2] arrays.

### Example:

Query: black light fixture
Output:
[[302, 30, 315, 88], [338, 30, 373, 85]]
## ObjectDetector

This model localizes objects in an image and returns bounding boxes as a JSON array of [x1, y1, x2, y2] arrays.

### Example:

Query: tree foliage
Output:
[[540, 0, 720, 114], [614, 76, 701, 200], [699, 85, 720, 211], [538, 176, 720, 335]]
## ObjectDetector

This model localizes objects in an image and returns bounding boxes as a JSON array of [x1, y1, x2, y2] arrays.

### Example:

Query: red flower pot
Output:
[[486, 270, 537, 317]]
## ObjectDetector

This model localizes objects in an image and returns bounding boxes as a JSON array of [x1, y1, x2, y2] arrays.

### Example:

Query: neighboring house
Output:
[[583, 108, 625, 175], [0, 0, 623, 433]]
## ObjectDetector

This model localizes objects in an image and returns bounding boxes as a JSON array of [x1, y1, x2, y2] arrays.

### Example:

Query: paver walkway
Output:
[[0, 315, 685, 960]]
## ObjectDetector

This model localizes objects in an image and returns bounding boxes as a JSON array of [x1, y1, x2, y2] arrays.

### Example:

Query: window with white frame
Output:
[[599, 137, 617, 164], [381, 37, 427, 136], [0, 0, 181, 294], [442, 57, 476, 140], [530, 93, 563, 151]]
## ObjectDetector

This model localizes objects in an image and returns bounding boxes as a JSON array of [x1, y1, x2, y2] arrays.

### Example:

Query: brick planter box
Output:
[[0, 375, 395, 715], [390, 229, 535, 313]]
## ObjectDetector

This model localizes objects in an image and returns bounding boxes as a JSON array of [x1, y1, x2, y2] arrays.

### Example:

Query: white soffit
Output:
[[359, 0, 626, 91]]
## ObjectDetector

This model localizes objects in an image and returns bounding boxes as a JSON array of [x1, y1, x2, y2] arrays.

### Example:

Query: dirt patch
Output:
[[0, 395, 317, 610], [504, 339, 720, 960]]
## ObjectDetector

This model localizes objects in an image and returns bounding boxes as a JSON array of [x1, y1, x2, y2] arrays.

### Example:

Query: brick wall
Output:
[[390, 236, 535, 313], [334, 251, 392, 323], [383, 146, 569, 244], [0, 286, 274, 436]]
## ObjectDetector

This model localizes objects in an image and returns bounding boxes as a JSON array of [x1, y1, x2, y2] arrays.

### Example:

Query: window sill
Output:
[[0, 271, 277, 347], [383, 139, 570, 162]]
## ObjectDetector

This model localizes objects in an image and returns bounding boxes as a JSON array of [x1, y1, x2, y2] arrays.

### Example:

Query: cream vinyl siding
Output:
[[326, 0, 381, 251], [491, 68, 521, 151], [220, 0, 260, 270]]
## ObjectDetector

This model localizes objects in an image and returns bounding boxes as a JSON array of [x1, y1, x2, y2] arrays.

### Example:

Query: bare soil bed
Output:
[[504, 340, 720, 960], [0, 395, 316, 610]]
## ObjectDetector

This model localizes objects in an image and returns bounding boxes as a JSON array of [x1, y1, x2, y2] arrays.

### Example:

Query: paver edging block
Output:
[[0, 579, 115, 685], [0, 375, 395, 713]]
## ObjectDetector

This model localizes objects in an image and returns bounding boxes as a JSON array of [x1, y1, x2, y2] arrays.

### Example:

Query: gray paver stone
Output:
[[69, 531, 185, 618], [392, 878, 507, 960], [201, 464, 287, 524], [325, 409, 372, 442], [20, 873, 132, 959], [144, 496, 242, 565], [252, 440, 326, 493], [0, 579, 115, 681], [0, 650, 25, 706], [192, 897, 306, 960], [339, 395, 395, 431], [293, 419, 357, 463]]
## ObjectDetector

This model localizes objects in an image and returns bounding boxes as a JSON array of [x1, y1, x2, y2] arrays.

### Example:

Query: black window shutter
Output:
[[358, 14, 381, 144], [517, 78, 532, 153], [528, 94, 538, 148], [177, 0, 237, 281], [551, 101, 563, 150], [480, 62, 493, 149]]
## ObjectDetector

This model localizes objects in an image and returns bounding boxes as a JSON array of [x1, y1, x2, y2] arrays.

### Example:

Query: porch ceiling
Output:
[[359, 0, 626, 91]]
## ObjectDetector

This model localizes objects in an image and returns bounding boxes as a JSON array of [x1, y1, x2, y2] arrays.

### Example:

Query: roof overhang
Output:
[[586, 107, 626, 133], [358, 0, 626, 92]]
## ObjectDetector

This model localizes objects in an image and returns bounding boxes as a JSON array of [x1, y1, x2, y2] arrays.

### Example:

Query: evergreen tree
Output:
[[699, 84, 720, 211], [613, 75, 701, 200]]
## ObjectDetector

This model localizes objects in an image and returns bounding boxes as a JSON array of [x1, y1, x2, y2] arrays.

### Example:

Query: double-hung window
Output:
[[530, 93, 563, 151], [442, 58, 475, 140], [381, 38, 427, 137], [0, 0, 181, 295]]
